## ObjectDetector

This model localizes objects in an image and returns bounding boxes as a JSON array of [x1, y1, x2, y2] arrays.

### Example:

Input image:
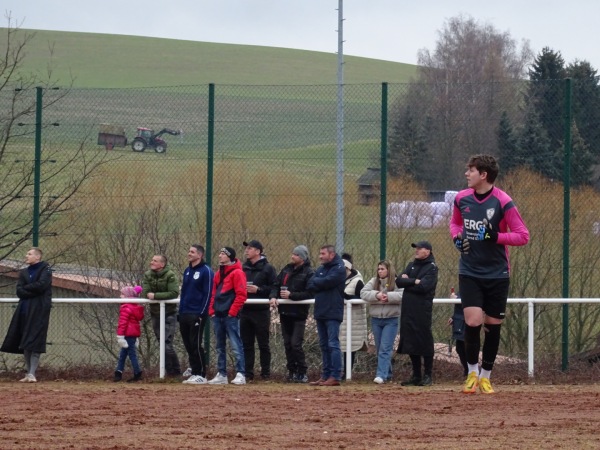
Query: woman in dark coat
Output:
[[395, 241, 438, 386], [1, 247, 52, 382]]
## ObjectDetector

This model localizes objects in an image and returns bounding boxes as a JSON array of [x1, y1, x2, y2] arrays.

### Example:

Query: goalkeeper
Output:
[[450, 154, 529, 394]]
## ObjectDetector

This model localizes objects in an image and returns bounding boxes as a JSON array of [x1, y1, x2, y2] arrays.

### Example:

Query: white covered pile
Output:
[[387, 191, 457, 229]]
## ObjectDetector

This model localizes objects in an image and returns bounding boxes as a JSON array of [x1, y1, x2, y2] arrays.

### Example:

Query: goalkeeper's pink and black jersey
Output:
[[450, 186, 529, 279]]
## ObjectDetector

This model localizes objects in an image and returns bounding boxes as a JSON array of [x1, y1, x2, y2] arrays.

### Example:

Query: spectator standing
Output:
[[208, 247, 247, 385], [339, 254, 367, 379], [241, 240, 276, 381], [180, 245, 214, 385], [361, 260, 403, 384], [1, 247, 52, 383], [114, 285, 144, 382], [306, 245, 346, 387], [396, 241, 438, 387], [450, 154, 529, 394], [141, 254, 181, 377], [269, 245, 314, 383], [448, 288, 468, 376]]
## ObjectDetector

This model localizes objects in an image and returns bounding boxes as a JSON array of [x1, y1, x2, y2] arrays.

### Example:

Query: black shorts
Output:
[[458, 275, 510, 320]]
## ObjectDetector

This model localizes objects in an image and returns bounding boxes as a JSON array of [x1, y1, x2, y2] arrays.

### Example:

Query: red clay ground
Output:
[[1, 380, 599, 449]]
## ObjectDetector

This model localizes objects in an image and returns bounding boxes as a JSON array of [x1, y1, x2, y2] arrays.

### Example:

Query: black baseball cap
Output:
[[243, 240, 264, 253], [411, 241, 432, 251]]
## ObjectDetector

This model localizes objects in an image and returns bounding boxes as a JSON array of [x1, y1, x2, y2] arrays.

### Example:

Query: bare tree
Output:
[[388, 15, 533, 189], [0, 14, 115, 265]]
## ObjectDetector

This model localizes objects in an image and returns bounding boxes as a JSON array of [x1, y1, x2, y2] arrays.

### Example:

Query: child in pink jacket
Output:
[[114, 285, 144, 382]]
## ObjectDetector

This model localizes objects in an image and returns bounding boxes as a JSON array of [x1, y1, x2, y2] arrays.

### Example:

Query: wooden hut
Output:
[[357, 167, 381, 205]]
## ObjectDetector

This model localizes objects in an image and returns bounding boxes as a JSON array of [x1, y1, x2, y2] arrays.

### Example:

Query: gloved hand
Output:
[[117, 335, 128, 348], [453, 235, 470, 254], [478, 219, 498, 242], [135, 338, 139, 348]]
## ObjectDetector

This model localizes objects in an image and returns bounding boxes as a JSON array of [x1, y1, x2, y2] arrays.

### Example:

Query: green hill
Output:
[[4, 29, 417, 88]]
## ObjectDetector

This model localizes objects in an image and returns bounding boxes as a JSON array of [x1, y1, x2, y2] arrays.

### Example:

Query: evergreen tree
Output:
[[496, 111, 520, 173], [415, 115, 434, 187], [518, 110, 559, 179], [387, 105, 420, 178], [567, 60, 600, 159], [527, 48, 566, 154], [563, 122, 594, 187]]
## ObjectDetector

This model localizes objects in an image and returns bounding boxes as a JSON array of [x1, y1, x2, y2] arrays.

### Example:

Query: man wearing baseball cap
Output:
[[241, 239, 276, 381], [395, 241, 438, 387]]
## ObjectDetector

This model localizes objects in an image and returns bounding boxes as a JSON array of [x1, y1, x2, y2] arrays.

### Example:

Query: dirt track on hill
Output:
[[1, 381, 599, 449]]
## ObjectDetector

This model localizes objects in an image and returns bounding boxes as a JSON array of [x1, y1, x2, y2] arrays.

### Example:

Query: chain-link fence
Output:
[[1, 80, 600, 377]]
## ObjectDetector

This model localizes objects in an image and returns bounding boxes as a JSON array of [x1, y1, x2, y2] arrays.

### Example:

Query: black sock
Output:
[[481, 323, 502, 371], [423, 355, 433, 377], [409, 354, 422, 378], [464, 324, 482, 365], [455, 340, 468, 375]]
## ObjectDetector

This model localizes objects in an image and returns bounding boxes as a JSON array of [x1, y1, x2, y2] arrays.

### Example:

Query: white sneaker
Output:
[[373, 377, 384, 384], [19, 374, 37, 383], [231, 372, 246, 385], [182, 367, 192, 377], [208, 373, 228, 385], [183, 375, 207, 385]]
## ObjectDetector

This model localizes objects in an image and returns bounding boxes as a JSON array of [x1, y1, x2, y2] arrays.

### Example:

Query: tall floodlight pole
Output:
[[335, 0, 345, 252]]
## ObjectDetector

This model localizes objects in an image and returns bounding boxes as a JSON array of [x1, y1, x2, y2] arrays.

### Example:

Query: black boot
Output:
[[400, 375, 421, 386], [127, 371, 142, 383], [113, 370, 122, 382], [419, 374, 433, 386], [286, 371, 295, 383]]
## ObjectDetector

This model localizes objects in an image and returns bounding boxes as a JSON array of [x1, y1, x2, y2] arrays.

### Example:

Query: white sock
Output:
[[467, 363, 479, 375], [480, 369, 491, 379]]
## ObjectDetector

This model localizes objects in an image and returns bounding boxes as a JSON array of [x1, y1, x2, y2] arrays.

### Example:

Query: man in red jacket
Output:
[[208, 247, 248, 385]]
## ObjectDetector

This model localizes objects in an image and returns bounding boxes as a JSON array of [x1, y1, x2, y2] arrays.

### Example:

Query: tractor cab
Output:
[[136, 127, 154, 140]]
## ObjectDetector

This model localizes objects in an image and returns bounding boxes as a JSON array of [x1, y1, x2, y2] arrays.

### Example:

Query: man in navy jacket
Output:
[[307, 245, 346, 386], [180, 245, 213, 384]]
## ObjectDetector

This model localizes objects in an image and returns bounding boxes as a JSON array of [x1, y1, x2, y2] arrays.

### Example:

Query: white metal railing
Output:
[[2, 297, 600, 379]]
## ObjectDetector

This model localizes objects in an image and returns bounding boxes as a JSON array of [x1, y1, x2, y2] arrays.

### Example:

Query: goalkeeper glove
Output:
[[453, 235, 470, 254], [478, 219, 498, 242]]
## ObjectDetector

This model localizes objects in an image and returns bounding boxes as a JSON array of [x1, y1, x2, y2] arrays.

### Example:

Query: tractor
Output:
[[131, 127, 181, 153]]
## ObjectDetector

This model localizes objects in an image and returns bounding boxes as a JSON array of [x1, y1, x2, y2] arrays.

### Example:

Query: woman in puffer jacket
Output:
[[360, 260, 402, 384], [339, 254, 367, 378]]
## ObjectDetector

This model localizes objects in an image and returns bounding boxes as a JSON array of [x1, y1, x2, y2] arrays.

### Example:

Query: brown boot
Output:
[[309, 378, 327, 386], [320, 377, 340, 386]]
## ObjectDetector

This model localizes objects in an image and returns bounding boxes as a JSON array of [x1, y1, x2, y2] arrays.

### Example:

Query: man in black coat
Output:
[[269, 245, 314, 383], [241, 239, 276, 380], [1, 247, 52, 383], [396, 241, 438, 387]]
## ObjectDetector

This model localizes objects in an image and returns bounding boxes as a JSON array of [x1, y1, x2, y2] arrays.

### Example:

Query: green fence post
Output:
[[562, 78, 572, 372], [32, 87, 43, 247], [379, 82, 388, 261], [204, 83, 215, 365]]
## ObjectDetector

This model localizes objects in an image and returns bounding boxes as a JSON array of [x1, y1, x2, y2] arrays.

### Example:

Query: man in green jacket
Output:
[[141, 254, 181, 376]]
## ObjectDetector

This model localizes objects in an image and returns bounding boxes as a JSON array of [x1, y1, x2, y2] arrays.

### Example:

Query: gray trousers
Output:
[[151, 313, 181, 375]]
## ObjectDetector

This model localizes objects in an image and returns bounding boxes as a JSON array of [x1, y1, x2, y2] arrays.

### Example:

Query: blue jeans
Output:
[[316, 319, 342, 380], [116, 336, 141, 374], [212, 315, 245, 376], [371, 317, 399, 380]]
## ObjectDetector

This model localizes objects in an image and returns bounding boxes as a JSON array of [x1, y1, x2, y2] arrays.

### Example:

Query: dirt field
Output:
[[1, 379, 599, 449]]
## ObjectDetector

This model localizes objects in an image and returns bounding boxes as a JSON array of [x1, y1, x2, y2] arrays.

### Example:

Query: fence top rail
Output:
[[1, 298, 600, 304]]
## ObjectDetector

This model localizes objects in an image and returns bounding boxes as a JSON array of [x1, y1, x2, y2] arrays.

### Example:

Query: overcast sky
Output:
[[4, 0, 600, 70]]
